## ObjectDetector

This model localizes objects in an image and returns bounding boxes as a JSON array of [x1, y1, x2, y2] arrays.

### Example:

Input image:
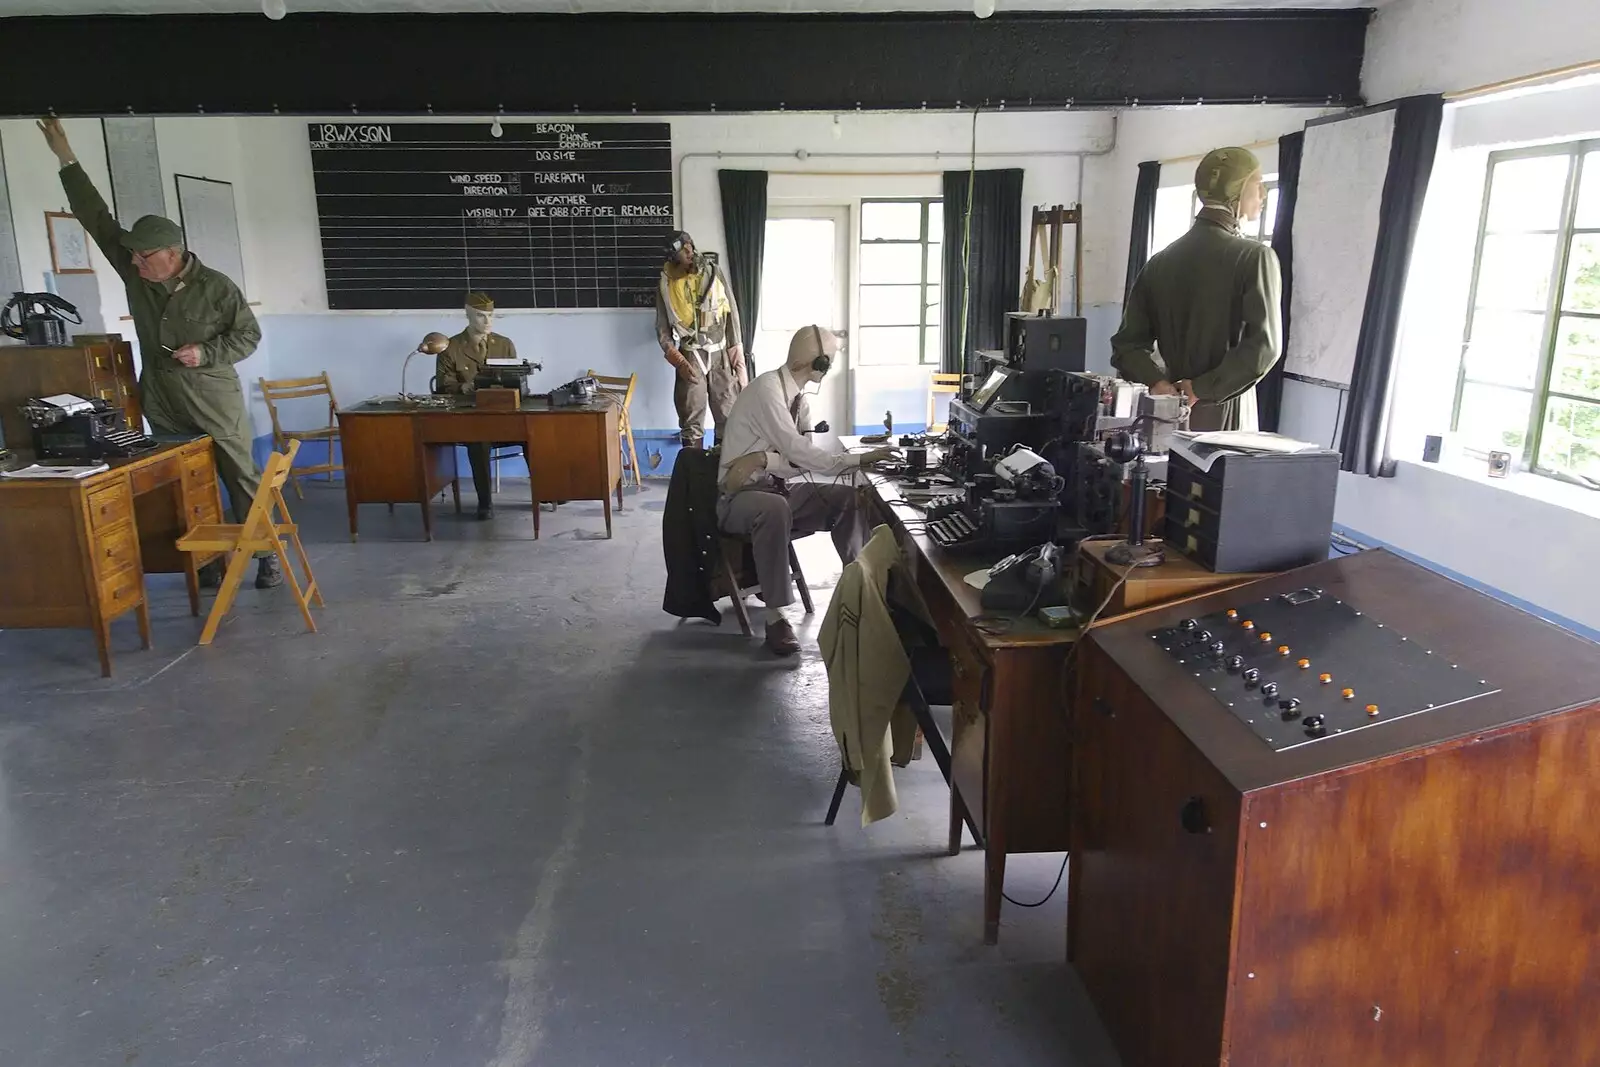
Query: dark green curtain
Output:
[[941, 168, 1024, 375], [1340, 95, 1445, 477], [1123, 161, 1162, 301], [1258, 130, 1304, 433], [717, 169, 767, 372]]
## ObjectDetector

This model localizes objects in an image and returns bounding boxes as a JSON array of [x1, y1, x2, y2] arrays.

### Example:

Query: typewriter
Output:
[[22, 395, 156, 460]]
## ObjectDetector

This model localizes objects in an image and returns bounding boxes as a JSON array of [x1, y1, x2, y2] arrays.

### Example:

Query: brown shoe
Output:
[[764, 617, 801, 657]]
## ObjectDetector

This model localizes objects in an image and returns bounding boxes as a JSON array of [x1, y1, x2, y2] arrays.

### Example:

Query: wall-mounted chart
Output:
[[307, 121, 674, 310]]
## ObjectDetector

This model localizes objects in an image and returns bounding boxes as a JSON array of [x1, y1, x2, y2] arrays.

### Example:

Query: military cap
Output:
[[465, 292, 495, 312], [119, 215, 185, 254], [1194, 148, 1263, 207], [665, 230, 694, 258]]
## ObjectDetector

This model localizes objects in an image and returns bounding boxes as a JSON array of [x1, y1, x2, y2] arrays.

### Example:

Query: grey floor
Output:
[[0, 480, 1121, 1067]]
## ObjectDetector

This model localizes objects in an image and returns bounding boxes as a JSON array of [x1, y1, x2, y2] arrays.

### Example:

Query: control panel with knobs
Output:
[[1150, 588, 1499, 751]]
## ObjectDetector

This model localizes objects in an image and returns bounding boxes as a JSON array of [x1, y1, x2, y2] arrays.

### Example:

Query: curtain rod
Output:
[[1158, 137, 1280, 166], [1444, 58, 1600, 102]]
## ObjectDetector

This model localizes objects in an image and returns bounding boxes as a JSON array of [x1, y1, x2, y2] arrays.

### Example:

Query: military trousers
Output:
[[673, 347, 745, 447], [141, 369, 266, 559], [716, 480, 867, 610], [464, 442, 529, 507]]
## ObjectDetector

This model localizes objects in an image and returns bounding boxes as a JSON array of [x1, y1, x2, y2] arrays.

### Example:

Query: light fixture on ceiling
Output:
[[973, 0, 996, 17], [262, 0, 288, 20], [490, 115, 504, 138]]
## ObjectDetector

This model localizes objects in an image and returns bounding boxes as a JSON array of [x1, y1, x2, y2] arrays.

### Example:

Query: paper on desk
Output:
[[485, 358, 523, 367], [39, 393, 95, 412], [1168, 430, 1323, 473], [963, 568, 991, 591], [1, 462, 109, 479]]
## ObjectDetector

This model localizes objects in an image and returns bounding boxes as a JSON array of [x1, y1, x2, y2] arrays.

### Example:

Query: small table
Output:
[[336, 396, 623, 541], [0, 437, 224, 676]]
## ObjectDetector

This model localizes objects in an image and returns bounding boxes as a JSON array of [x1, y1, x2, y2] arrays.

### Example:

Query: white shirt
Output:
[[716, 365, 861, 486]]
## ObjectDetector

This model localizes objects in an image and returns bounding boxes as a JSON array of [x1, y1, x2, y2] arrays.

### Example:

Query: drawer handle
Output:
[[1189, 483, 1203, 500], [1181, 796, 1212, 835]]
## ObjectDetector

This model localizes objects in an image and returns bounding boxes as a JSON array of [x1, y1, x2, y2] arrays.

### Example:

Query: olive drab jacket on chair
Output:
[[58, 162, 264, 524], [819, 524, 919, 826]]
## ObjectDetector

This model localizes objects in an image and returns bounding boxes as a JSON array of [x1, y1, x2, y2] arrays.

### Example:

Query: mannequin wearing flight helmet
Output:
[[655, 231, 747, 447], [1111, 147, 1283, 432]]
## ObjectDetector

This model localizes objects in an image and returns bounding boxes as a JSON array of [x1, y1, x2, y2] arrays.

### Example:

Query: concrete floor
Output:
[[0, 481, 1122, 1067]]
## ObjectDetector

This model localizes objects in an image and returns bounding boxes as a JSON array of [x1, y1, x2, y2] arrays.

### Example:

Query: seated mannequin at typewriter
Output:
[[716, 325, 897, 656], [433, 292, 524, 520]]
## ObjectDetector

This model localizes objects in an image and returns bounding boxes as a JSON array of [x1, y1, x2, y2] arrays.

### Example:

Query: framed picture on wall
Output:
[[45, 211, 93, 274]]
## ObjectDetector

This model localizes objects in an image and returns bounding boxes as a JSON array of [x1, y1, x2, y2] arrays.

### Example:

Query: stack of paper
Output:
[[1168, 431, 1326, 474], [1, 462, 110, 480]]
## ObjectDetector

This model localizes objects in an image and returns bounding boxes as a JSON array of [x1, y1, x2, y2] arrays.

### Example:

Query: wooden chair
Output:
[[259, 372, 342, 499], [710, 535, 814, 637], [927, 373, 962, 434], [176, 440, 324, 646], [587, 369, 641, 488]]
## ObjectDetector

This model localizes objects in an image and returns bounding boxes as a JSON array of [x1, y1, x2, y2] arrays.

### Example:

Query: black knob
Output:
[[1209, 641, 1226, 654], [1180, 619, 1198, 632], [1260, 681, 1279, 698], [1197, 630, 1214, 643], [1225, 655, 1245, 672], [1279, 698, 1302, 721], [1180, 796, 1211, 835], [1304, 715, 1327, 737], [1242, 668, 1261, 687]]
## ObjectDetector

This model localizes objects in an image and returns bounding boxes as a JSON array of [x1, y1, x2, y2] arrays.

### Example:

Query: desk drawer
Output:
[[96, 565, 143, 617], [129, 455, 181, 496], [94, 521, 141, 579], [86, 481, 132, 532], [186, 496, 223, 527]]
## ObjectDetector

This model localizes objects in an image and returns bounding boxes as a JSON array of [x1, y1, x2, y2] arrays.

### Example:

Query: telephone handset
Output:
[[1, 291, 84, 344]]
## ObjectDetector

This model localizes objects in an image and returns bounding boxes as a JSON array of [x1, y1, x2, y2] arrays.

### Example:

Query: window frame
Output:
[[857, 196, 941, 367], [1451, 139, 1600, 478]]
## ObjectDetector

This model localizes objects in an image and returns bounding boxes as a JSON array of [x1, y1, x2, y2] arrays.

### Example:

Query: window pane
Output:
[[860, 243, 923, 284], [861, 201, 924, 242], [1561, 234, 1600, 312], [1261, 186, 1280, 238], [1485, 154, 1572, 232], [1577, 153, 1600, 229], [859, 284, 922, 326], [857, 326, 922, 366], [927, 201, 943, 239], [1463, 309, 1546, 389], [1476, 233, 1557, 312], [923, 327, 941, 365], [925, 285, 941, 326], [1551, 316, 1600, 400], [1456, 382, 1532, 454], [1538, 396, 1600, 478], [758, 218, 836, 332], [926, 244, 943, 286]]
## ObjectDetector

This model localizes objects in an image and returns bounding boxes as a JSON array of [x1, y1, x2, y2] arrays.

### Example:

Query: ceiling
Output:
[[0, 0, 1380, 14]]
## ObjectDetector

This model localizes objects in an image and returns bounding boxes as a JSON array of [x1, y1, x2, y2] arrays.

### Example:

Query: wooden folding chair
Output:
[[259, 372, 342, 499], [587, 368, 642, 488], [927, 373, 962, 434], [710, 535, 814, 637], [176, 440, 324, 646]]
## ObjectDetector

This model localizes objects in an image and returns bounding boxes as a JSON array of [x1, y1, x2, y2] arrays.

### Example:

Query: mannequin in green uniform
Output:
[[38, 118, 280, 588], [1112, 147, 1284, 432], [432, 293, 522, 520]]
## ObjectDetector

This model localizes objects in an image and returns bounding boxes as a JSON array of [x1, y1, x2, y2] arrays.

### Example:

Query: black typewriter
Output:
[[22, 396, 156, 460]]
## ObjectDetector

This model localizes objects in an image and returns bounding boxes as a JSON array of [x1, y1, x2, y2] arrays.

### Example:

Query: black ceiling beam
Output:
[[0, 11, 1368, 118]]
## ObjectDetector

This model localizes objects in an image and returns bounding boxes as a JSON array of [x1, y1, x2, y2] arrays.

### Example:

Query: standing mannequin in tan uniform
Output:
[[655, 231, 747, 447], [433, 292, 522, 519]]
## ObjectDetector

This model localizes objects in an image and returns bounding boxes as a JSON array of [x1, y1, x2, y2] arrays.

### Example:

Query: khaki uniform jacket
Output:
[[59, 162, 261, 411], [819, 524, 918, 826], [1111, 213, 1283, 431], [433, 330, 517, 394]]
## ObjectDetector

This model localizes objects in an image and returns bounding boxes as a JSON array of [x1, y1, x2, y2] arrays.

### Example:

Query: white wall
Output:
[[1079, 105, 1336, 373], [1363, 0, 1600, 102]]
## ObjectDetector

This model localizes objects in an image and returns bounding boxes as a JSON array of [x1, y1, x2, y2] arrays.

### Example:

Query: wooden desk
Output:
[[336, 397, 622, 541], [0, 438, 223, 676], [862, 469, 1260, 942]]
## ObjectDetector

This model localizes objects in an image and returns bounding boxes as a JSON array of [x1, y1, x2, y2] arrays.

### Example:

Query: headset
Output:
[[810, 324, 833, 376], [665, 230, 692, 259]]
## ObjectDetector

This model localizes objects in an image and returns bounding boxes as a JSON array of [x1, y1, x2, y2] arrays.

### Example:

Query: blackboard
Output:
[[308, 121, 673, 311]]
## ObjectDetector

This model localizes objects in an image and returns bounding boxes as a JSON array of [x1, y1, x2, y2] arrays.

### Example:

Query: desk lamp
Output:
[[400, 332, 451, 403]]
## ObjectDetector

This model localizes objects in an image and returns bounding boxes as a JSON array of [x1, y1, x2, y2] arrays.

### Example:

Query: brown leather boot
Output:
[[764, 617, 800, 657]]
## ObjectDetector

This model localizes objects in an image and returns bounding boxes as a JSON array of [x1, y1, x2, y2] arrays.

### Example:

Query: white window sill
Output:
[[1399, 453, 1600, 521]]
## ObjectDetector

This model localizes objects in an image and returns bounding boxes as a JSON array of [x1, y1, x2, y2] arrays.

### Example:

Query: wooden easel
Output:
[[1023, 204, 1085, 316]]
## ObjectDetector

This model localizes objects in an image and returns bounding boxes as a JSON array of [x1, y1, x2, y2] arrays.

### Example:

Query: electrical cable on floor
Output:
[[1002, 853, 1069, 908]]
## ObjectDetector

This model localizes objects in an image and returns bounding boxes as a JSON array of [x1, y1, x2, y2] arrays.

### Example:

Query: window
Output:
[[1152, 178, 1279, 255], [1188, 180, 1280, 245], [857, 198, 941, 365], [1453, 142, 1600, 481]]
